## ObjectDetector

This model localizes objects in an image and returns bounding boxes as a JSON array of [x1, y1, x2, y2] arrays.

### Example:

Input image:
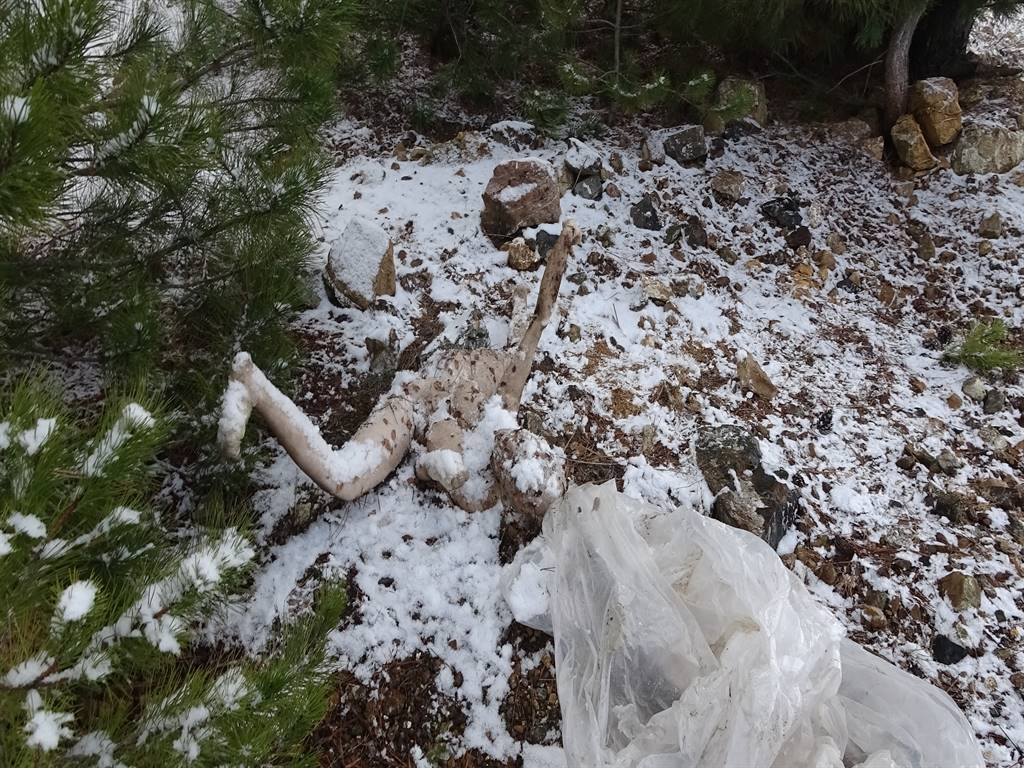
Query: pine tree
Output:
[[0, 378, 344, 765], [0, 0, 354, 396]]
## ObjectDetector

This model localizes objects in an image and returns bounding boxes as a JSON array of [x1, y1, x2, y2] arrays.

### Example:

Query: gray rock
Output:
[[984, 388, 1007, 414], [952, 124, 1024, 175], [630, 196, 662, 231], [962, 376, 988, 402], [695, 425, 797, 549], [937, 448, 961, 476], [712, 76, 768, 127], [663, 126, 707, 166], [573, 175, 603, 200]]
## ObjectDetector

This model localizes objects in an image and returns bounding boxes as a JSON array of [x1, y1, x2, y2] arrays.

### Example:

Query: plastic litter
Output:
[[501, 483, 984, 768]]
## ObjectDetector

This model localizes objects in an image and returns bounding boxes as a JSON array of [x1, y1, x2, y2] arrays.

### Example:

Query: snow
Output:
[[216, 378, 252, 456], [55, 580, 98, 623], [24, 707, 74, 751], [0, 421, 11, 450], [496, 181, 538, 203], [17, 417, 56, 455], [8, 512, 46, 538], [67, 731, 122, 767], [82, 403, 155, 476], [4, 653, 54, 687]]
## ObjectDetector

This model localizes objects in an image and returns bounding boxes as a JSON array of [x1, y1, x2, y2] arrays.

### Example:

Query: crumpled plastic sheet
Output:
[[501, 483, 984, 768]]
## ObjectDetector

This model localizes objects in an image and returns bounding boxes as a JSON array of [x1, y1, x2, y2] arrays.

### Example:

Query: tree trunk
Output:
[[911, 0, 978, 80], [884, 2, 928, 131]]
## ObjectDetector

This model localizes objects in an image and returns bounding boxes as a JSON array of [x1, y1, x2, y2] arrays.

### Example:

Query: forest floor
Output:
[[210, 33, 1024, 768]]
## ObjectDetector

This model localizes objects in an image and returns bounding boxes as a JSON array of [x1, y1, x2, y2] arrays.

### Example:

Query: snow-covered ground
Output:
[[200, 21, 1024, 758]]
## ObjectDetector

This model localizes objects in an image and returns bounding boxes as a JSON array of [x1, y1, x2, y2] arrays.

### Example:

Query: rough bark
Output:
[[884, 2, 928, 131]]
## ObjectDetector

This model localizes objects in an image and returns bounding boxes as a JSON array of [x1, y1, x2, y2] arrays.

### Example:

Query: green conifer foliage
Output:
[[0, 379, 344, 765], [0, 0, 354, 392]]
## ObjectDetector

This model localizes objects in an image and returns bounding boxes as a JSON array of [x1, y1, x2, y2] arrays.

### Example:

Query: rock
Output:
[[573, 175, 603, 200], [760, 194, 802, 230], [979, 426, 1011, 453], [937, 448, 960, 476], [860, 605, 888, 631], [481, 159, 561, 240], [564, 137, 602, 180], [786, 226, 812, 250], [608, 152, 625, 174], [324, 217, 396, 309], [713, 76, 768, 126], [717, 246, 739, 265], [695, 425, 798, 549], [630, 196, 662, 231], [663, 126, 707, 165], [491, 429, 567, 518], [642, 277, 673, 305], [503, 237, 540, 271], [826, 232, 847, 255], [947, 393, 963, 409], [859, 137, 885, 161], [952, 123, 1024, 174], [831, 117, 873, 144], [683, 214, 708, 248], [605, 182, 621, 199], [736, 350, 778, 400], [930, 490, 971, 524], [932, 634, 969, 665], [962, 376, 988, 402], [488, 120, 539, 151], [640, 132, 666, 167], [938, 571, 982, 611], [984, 388, 1007, 414], [695, 425, 762, 494], [908, 78, 962, 147], [910, 377, 927, 394], [535, 230, 559, 261], [891, 115, 938, 171], [979, 212, 1003, 239], [710, 169, 745, 202]]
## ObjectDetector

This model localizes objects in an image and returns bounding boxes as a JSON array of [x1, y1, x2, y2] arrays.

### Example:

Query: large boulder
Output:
[[324, 217, 396, 309], [712, 76, 768, 127], [908, 77, 962, 147], [695, 425, 799, 550], [891, 115, 937, 171], [481, 159, 561, 241], [951, 123, 1024, 175]]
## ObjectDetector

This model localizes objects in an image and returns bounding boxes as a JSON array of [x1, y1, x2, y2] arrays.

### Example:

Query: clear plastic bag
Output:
[[501, 483, 984, 768]]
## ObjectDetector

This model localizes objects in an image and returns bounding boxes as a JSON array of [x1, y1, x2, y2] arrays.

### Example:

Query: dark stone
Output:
[[683, 215, 708, 248], [696, 425, 797, 550], [932, 634, 969, 665], [786, 226, 812, 250], [535, 230, 559, 261], [723, 118, 764, 140], [630, 196, 662, 231], [760, 194, 803, 230], [815, 409, 833, 433], [984, 389, 1007, 415], [695, 425, 762, 493], [573, 175, 603, 201], [837, 278, 862, 294], [663, 126, 707, 165], [664, 223, 683, 245]]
